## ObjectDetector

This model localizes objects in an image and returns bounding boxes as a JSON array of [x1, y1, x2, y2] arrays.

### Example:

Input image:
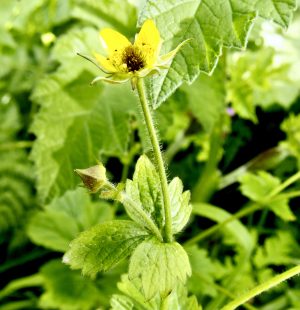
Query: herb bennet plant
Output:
[[1, 0, 300, 309]]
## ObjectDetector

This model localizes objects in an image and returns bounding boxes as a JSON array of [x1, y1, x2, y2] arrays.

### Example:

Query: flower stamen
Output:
[[122, 46, 145, 72]]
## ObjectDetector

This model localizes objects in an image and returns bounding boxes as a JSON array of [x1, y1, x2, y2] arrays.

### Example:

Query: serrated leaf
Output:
[[139, 0, 296, 107], [63, 220, 149, 278], [168, 177, 192, 234], [128, 238, 191, 300], [239, 171, 296, 221], [39, 260, 102, 310], [125, 155, 164, 230], [30, 27, 140, 203], [27, 188, 113, 252]]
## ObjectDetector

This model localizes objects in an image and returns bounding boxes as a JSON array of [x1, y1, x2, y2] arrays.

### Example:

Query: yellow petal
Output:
[[93, 52, 117, 73], [134, 19, 161, 67], [100, 28, 131, 56]]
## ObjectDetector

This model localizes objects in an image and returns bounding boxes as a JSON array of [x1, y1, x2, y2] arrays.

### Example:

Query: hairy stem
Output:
[[221, 265, 300, 310], [136, 79, 172, 243]]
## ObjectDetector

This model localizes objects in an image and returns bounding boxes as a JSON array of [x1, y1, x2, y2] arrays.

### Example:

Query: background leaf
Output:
[[27, 187, 113, 252], [30, 27, 140, 203]]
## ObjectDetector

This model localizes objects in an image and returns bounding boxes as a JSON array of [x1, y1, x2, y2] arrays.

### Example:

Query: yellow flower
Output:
[[79, 20, 188, 88]]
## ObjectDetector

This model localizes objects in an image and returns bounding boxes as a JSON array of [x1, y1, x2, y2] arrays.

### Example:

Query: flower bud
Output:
[[75, 164, 107, 193]]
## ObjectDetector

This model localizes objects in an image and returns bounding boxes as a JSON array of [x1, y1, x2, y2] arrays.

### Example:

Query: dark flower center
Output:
[[122, 46, 145, 72]]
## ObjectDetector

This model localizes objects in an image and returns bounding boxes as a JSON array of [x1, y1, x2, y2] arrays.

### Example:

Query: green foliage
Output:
[[111, 275, 201, 310], [39, 260, 102, 310], [140, 0, 296, 108], [27, 188, 113, 252], [228, 47, 299, 122], [192, 203, 254, 253], [168, 177, 192, 233], [281, 113, 300, 167], [63, 220, 149, 278], [1, 0, 300, 309], [254, 231, 300, 268], [0, 102, 34, 241], [128, 238, 191, 300], [125, 155, 164, 230], [239, 171, 296, 221], [30, 27, 140, 203], [182, 62, 226, 133]]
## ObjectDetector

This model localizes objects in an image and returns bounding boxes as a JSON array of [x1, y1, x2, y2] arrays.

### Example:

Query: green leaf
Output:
[[192, 203, 254, 254], [63, 220, 149, 278], [39, 260, 102, 310], [239, 171, 296, 221], [111, 275, 201, 310], [228, 47, 299, 122], [72, 0, 137, 37], [27, 188, 113, 252], [254, 231, 299, 269], [139, 0, 296, 107], [169, 177, 191, 234], [281, 113, 300, 167], [111, 294, 134, 310], [182, 60, 226, 133], [239, 171, 280, 201], [186, 246, 218, 298], [30, 27, 140, 203], [128, 238, 191, 300], [125, 155, 164, 230]]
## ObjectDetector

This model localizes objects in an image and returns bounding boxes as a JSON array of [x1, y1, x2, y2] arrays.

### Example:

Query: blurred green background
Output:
[[1, 0, 300, 309]]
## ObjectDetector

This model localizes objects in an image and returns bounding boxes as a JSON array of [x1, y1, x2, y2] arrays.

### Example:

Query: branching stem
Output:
[[136, 79, 173, 243]]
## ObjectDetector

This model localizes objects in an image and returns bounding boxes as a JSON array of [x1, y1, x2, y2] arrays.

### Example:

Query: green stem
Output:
[[221, 265, 300, 310], [266, 170, 300, 199], [136, 79, 172, 243], [184, 203, 262, 247], [194, 272, 257, 310]]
